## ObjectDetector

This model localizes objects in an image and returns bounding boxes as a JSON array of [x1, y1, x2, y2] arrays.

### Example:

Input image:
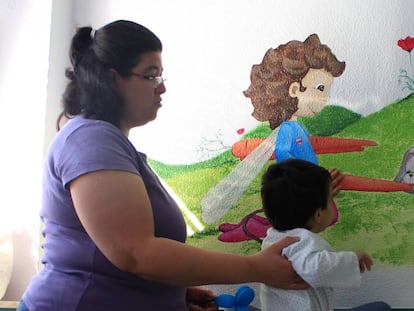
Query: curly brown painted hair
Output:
[[244, 34, 345, 129]]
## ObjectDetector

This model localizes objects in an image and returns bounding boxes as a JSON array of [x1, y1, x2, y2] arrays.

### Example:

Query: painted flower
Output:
[[236, 128, 245, 135], [398, 36, 414, 52], [397, 36, 414, 93]]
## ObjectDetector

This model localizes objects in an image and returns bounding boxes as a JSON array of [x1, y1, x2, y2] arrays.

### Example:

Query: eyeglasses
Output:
[[130, 72, 166, 89]]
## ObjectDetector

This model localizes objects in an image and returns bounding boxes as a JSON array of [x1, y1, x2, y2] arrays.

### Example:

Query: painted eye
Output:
[[316, 83, 325, 92]]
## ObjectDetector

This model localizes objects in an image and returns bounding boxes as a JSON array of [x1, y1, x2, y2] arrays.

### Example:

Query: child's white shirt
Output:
[[260, 227, 361, 311]]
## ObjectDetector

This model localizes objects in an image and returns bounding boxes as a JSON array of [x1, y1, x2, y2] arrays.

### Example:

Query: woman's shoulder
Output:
[[50, 116, 138, 163], [62, 116, 122, 136], [55, 116, 130, 148], [48, 116, 141, 182]]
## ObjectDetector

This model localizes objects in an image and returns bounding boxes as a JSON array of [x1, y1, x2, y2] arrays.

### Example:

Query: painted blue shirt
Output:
[[275, 121, 318, 165]]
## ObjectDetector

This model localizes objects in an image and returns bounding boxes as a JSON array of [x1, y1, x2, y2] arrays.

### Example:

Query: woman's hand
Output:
[[186, 286, 218, 311], [328, 168, 344, 196], [251, 236, 309, 289]]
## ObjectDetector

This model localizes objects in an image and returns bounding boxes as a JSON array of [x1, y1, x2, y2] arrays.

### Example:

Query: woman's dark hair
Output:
[[261, 159, 331, 231], [58, 20, 162, 129]]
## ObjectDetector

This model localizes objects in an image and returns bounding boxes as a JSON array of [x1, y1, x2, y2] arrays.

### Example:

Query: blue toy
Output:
[[214, 285, 255, 311]]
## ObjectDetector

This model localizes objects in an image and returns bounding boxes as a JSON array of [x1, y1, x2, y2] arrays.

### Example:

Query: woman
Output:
[[18, 20, 306, 311]]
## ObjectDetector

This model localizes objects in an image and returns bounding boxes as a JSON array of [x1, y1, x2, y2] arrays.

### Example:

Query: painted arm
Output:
[[309, 136, 377, 154], [232, 138, 412, 192], [232, 136, 377, 160], [340, 174, 413, 192]]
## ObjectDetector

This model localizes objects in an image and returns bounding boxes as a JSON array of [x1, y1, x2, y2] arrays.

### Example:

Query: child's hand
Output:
[[356, 251, 373, 273], [327, 168, 344, 196], [186, 286, 218, 311]]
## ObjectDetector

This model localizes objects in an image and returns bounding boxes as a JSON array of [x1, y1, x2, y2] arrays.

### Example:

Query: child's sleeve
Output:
[[283, 234, 361, 288]]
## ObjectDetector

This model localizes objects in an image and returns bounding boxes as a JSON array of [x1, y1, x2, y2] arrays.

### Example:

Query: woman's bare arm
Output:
[[70, 170, 307, 288]]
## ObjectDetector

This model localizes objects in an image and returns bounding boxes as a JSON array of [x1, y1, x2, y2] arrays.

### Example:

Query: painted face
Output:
[[289, 68, 334, 118], [114, 51, 166, 134]]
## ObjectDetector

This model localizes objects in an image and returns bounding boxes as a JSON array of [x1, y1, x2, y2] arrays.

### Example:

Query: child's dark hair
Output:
[[261, 159, 331, 231]]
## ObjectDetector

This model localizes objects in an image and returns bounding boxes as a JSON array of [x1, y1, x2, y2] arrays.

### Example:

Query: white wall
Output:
[[43, 0, 74, 154], [67, 0, 414, 165], [0, 0, 53, 301]]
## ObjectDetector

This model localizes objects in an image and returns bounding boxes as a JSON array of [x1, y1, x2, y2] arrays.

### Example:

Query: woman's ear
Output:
[[109, 68, 121, 88], [289, 82, 301, 98]]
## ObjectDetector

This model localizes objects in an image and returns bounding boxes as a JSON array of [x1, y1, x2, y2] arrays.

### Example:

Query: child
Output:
[[260, 158, 391, 311]]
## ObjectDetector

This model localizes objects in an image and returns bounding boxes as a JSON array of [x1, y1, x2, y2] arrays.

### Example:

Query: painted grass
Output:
[[151, 95, 414, 265]]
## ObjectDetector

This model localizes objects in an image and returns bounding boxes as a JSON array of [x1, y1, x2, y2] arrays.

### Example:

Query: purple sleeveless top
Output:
[[22, 116, 187, 310]]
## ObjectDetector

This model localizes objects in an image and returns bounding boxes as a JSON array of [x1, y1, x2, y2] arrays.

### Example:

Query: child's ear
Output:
[[313, 208, 323, 224], [306, 208, 322, 229]]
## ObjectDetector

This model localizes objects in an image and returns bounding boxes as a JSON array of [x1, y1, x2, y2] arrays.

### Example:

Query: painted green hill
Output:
[[151, 95, 414, 265]]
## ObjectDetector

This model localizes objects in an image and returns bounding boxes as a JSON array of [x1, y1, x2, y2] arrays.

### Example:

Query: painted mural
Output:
[[201, 34, 413, 243], [148, 33, 414, 308]]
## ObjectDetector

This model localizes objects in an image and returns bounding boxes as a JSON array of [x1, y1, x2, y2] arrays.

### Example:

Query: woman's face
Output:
[[113, 51, 166, 134], [289, 68, 334, 118]]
